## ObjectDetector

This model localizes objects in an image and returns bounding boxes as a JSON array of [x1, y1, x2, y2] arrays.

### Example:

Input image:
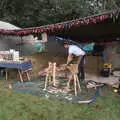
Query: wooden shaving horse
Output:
[[67, 64, 81, 96]]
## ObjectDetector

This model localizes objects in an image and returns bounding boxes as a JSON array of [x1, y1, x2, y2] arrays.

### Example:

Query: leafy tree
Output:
[[0, 0, 119, 28]]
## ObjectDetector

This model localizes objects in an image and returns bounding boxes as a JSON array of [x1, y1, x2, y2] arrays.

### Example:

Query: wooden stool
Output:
[[44, 62, 56, 89], [67, 64, 81, 96]]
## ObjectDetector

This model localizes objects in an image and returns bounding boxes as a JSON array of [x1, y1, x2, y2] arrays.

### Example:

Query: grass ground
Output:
[[0, 80, 120, 120]]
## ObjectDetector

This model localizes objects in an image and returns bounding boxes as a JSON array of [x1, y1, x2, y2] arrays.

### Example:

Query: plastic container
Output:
[[13, 51, 19, 61]]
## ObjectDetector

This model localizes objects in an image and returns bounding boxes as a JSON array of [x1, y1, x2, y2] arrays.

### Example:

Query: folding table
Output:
[[0, 60, 32, 82]]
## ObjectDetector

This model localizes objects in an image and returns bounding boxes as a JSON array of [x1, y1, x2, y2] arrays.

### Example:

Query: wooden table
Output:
[[0, 60, 32, 82]]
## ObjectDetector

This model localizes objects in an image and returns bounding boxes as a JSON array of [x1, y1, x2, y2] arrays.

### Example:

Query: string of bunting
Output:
[[15, 14, 111, 36], [0, 10, 120, 36]]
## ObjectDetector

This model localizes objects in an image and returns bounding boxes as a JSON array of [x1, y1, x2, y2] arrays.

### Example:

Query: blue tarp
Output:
[[83, 43, 95, 51], [55, 36, 94, 51], [34, 40, 45, 52]]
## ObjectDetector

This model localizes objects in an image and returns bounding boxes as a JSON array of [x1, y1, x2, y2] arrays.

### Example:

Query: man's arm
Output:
[[67, 54, 73, 65]]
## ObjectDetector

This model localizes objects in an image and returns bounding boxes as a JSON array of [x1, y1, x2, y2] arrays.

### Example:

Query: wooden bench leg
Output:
[[18, 70, 23, 82], [26, 71, 30, 81]]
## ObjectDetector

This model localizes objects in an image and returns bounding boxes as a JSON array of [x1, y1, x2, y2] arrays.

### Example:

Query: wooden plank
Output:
[[44, 74, 49, 90], [26, 71, 30, 81], [74, 74, 77, 96], [76, 75, 81, 92], [53, 62, 56, 86], [5, 69, 8, 80]]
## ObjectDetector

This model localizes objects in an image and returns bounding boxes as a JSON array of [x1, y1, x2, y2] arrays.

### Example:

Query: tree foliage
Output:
[[0, 0, 119, 28]]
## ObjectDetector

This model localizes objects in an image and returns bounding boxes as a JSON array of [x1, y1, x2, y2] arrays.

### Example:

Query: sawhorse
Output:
[[67, 64, 81, 96]]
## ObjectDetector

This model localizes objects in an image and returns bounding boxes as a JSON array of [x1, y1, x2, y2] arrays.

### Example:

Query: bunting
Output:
[[0, 10, 119, 36]]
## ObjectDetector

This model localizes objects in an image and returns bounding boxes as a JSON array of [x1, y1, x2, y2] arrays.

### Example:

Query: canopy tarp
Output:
[[0, 21, 20, 30]]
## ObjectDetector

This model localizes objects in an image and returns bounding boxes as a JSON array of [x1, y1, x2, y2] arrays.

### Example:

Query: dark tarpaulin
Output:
[[54, 19, 120, 43]]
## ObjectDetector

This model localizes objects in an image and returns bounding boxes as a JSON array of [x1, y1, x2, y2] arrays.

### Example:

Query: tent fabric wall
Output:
[[0, 36, 66, 56]]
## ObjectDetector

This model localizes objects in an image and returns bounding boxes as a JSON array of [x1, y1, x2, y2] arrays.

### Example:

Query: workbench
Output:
[[0, 60, 32, 82]]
